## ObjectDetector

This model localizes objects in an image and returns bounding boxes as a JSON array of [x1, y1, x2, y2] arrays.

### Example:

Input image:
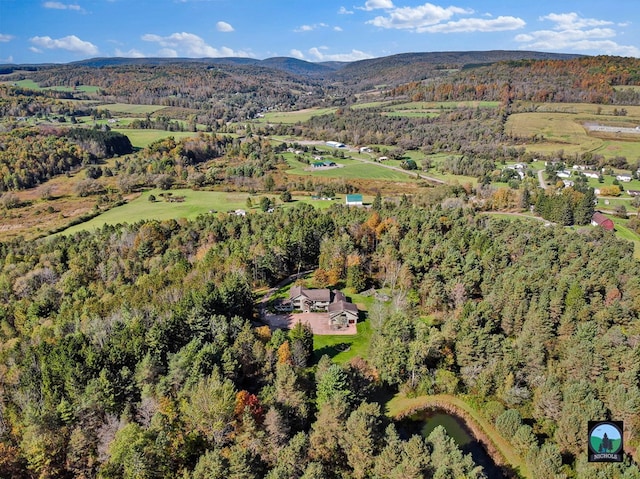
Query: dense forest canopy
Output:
[[0, 51, 640, 478], [0, 202, 638, 478]]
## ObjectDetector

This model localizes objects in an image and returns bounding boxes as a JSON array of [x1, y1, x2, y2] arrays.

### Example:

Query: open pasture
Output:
[[389, 100, 499, 110], [58, 189, 347, 236], [258, 108, 338, 124], [113, 129, 200, 148], [506, 110, 640, 159], [283, 154, 415, 181], [5, 79, 100, 93], [100, 103, 167, 115]]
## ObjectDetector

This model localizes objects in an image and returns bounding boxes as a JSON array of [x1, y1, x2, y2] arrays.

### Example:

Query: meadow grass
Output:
[[257, 108, 338, 124], [383, 111, 440, 118], [5, 79, 100, 93], [283, 154, 415, 181], [113, 129, 199, 148], [101, 103, 167, 115], [389, 100, 500, 110], [506, 108, 640, 159], [351, 101, 395, 109], [57, 189, 343, 236]]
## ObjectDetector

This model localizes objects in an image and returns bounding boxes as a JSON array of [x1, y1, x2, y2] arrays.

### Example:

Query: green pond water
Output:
[[403, 409, 509, 479]]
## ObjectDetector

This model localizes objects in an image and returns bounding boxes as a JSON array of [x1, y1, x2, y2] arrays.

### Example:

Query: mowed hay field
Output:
[[258, 108, 338, 124], [58, 189, 347, 236], [114, 129, 201, 148], [60, 189, 252, 235], [506, 103, 640, 158], [283, 154, 416, 181]]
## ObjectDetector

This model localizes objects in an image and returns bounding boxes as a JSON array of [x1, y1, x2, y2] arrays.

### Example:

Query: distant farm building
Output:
[[591, 212, 614, 231], [346, 194, 363, 206], [326, 141, 345, 148], [616, 174, 632, 182]]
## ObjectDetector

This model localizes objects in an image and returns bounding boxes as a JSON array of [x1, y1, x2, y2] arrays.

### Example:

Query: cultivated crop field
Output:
[[506, 102, 640, 159]]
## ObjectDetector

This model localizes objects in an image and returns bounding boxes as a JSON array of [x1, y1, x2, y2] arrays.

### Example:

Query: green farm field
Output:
[[58, 189, 347, 236], [5, 79, 100, 93], [389, 100, 500, 110], [258, 108, 338, 124], [506, 104, 640, 159], [114, 129, 200, 148], [283, 154, 416, 181], [100, 103, 167, 115]]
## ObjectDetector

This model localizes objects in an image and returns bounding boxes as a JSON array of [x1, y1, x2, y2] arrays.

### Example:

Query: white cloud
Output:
[[294, 23, 329, 33], [515, 12, 640, 57], [30, 35, 98, 55], [360, 0, 394, 11], [290, 49, 305, 59], [0, 34, 14, 42], [334, 26, 343, 32], [424, 16, 525, 33], [541, 12, 612, 30], [216, 21, 234, 33], [338, 6, 353, 14], [43, 2, 84, 12], [367, 3, 471, 31], [1, 55, 14, 63], [142, 32, 252, 57], [306, 47, 374, 62], [115, 48, 146, 58]]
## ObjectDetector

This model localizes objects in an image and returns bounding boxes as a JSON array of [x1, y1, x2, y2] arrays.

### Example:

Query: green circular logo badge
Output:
[[589, 423, 622, 454]]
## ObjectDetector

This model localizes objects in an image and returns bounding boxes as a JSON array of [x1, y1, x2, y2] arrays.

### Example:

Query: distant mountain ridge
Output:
[[1, 50, 583, 78]]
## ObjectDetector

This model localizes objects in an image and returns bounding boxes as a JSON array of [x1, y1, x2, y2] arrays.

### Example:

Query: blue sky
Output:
[[1, 0, 639, 64]]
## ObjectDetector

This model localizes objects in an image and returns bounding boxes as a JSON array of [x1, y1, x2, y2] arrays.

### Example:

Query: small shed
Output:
[[591, 212, 614, 231], [345, 194, 363, 206]]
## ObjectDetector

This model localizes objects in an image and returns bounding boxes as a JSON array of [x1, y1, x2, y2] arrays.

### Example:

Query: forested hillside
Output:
[[0, 202, 638, 478], [387, 56, 640, 105]]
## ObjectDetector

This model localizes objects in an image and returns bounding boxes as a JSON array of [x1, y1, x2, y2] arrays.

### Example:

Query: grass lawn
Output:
[[114, 129, 200, 148], [609, 217, 640, 259], [313, 319, 373, 364]]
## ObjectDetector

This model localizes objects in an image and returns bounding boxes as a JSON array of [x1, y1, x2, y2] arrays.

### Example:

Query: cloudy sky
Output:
[[1, 0, 639, 64]]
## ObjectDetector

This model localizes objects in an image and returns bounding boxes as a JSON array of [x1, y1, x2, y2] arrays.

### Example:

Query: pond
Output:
[[398, 409, 512, 479]]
